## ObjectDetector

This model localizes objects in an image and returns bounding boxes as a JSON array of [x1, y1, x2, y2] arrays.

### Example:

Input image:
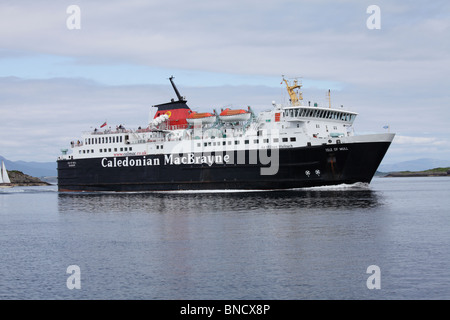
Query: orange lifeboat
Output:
[[186, 112, 216, 124], [219, 108, 251, 122]]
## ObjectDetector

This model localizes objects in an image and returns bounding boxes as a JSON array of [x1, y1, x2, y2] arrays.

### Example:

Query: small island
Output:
[[6, 170, 52, 186], [384, 167, 450, 177]]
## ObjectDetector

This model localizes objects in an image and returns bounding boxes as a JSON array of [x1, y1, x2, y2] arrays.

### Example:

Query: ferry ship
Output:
[[57, 76, 394, 192]]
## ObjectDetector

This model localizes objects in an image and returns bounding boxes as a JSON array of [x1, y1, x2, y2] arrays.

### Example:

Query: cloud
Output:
[[393, 135, 448, 146], [2, 0, 449, 86]]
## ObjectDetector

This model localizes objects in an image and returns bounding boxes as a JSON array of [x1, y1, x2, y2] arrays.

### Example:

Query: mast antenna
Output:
[[169, 76, 185, 101], [328, 89, 331, 109]]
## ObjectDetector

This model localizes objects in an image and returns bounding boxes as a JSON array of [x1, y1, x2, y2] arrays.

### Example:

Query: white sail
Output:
[[2, 161, 11, 184]]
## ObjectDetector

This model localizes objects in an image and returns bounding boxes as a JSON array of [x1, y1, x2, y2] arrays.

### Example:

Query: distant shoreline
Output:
[[382, 167, 450, 178], [7, 170, 51, 186]]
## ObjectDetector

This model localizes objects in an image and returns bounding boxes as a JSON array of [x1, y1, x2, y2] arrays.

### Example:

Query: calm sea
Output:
[[1, 177, 449, 300]]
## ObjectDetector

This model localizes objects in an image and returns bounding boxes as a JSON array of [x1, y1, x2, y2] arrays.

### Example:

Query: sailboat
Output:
[[0, 161, 12, 188]]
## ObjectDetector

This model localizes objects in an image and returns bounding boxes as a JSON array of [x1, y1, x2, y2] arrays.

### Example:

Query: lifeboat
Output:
[[219, 108, 251, 122], [186, 112, 217, 124]]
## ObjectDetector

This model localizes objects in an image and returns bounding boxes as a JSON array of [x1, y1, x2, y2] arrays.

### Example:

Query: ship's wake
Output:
[[296, 182, 370, 191], [148, 182, 371, 194]]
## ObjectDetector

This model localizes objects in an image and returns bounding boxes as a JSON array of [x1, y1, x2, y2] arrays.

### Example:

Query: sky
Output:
[[0, 0, 449, 164]]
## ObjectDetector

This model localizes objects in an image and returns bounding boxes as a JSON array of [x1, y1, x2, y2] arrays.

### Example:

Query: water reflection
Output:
[[54, 187, 385, 299], [58, 187, 382, 215]]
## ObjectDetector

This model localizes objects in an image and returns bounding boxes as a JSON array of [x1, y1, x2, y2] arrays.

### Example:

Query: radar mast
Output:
[[282, 76, 303, 106]]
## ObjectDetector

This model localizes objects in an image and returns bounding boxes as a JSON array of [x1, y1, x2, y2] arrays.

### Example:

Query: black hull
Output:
[[57, 141, 391, 192]]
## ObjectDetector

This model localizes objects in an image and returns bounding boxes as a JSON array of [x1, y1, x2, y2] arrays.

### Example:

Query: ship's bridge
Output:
[[282, 105, 357, 124]]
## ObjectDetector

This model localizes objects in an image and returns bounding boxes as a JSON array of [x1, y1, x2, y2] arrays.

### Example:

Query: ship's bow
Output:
[[339, 133, 395, 183]]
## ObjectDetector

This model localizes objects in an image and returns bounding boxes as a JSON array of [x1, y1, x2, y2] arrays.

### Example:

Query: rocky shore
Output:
[[6, 170, 51, 186]]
